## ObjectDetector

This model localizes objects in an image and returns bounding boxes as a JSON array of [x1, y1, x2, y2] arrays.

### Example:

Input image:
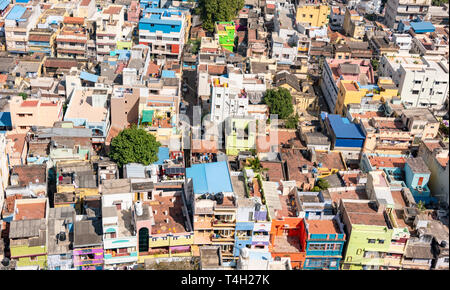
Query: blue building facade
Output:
[[404, 157, 435, 205], [303, 219, 346, 270]]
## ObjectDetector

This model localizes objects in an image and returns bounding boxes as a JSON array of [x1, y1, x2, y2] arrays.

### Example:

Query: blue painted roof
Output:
[[410, 21, 435, 33], [80, 71, 99, 83], [0, 112, 12, 127], [139, 17, 181, 26], [186, 161, 233, 194], [327, 114, 366, 139], [161, 70, 176, 78], [6, 5, 26, 20], [0, 0, 10, 11], [153, 146, 170, 165]]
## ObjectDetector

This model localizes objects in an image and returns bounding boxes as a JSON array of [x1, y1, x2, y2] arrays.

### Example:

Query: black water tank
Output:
[[58, 231, 66, 241], [216, 193, 224, 205], [1, 257, 10, 267]]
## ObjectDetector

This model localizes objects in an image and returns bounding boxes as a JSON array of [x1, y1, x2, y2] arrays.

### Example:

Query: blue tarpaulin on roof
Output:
[[80, 71, 99, 83], [186, 161, 233, 194]]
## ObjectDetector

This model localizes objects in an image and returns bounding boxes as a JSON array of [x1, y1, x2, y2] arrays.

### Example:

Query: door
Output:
[[418, 177, 424, 186]]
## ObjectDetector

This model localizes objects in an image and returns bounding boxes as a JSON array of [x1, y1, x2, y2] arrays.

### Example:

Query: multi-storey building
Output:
[[385, 0, 431, 29], [232, 174, 271, 259], [320, 58, 375, 113], [295, 0, 329, 28], [215, 21, 235, 52], [56, 17, 88, 59], [100, 179, 139, 268], [209, 71, 266, 124], [186, 161, 238, 266], [64, 86, 110, 146], [335, 77, 398, 114], [272, 5, 298, 65], [95, 5, 125, 61], [4, 4, 40, 54], [343, 9, 365, 40], [303, 219, 346, 270], [47, 207, 76, 270], [379, 54, 449, 108], [73, 219, 104, 270], [136, 184, 194, 263], [8, 96, 63, 132], [9, 198, 49, 269], [138, 8, 186, 60]]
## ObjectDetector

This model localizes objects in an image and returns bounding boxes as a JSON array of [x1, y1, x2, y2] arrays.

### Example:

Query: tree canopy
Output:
[[109, 125, 161, 168], [197, 0, 244, 32], [264, 87, 294, 120]]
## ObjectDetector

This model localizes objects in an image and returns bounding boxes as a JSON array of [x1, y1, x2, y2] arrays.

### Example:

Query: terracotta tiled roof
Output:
[[63, 17, 85, 25], [28, 35, 51, 42], [21, 100, 39, 107], [44, 58, 78, 68], [11, 164, 47, 187]]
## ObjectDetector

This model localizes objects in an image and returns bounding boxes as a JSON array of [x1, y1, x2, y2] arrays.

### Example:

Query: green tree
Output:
[[264, 87, 294, 120], [19, 93, 28, 100], [109, 125, 161, 168], [198, 0, 245, 32], [285, 114, 299, 129], [316, 179, 330, 190], [371, 58, 379, 71], [312, 186, 321, 192], [417, 200, 426, 212]]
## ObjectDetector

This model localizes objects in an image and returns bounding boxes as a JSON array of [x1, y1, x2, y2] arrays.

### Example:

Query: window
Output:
[[335, 244, 342, 251], [309, 243, 326, 250], [368, 239, 376, 244], [378, 239, 385, 244], [30, 256, 38, 261], [326, 244, 334, 250], [412, 90, 419, 95]]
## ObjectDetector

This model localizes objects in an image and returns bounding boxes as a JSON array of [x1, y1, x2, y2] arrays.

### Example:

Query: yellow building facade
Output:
[[296, 4, 330, 27], [335, 78, 399, 114]]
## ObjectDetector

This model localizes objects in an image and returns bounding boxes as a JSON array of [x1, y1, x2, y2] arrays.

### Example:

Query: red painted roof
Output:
[[21, 100, 39, 107]]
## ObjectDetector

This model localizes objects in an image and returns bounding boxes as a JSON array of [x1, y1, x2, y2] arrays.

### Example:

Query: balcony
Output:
[[384, 256, 402, 268], [73, 258, 104, 266], [212, 219, 236, 227], [194, 231, 212, 244], [211, 231, 235, 242], [388, 243, 406, 254]]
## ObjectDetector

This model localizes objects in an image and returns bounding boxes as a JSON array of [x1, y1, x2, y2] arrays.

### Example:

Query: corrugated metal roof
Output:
[[186, 161, 233, 194], [80, 71, 99, 83], [5, 5, 26, 20], [410, 21, 435, 33], [0, 0, 10, 11]]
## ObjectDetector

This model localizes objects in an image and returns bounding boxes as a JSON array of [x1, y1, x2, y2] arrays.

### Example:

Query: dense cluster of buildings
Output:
[[0, 0, 448, 270]]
